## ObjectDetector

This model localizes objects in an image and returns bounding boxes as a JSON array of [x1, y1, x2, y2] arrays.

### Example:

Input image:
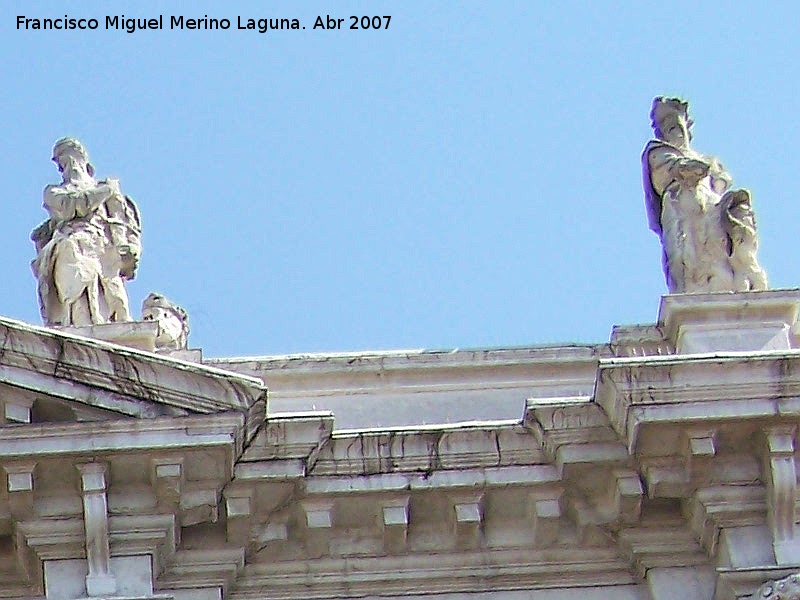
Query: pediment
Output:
[[0, 316, 266, 425]]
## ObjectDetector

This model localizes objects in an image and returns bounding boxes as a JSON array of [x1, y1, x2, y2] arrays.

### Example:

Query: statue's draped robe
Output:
[[643, 140, 735, 294], [32, 180, 137, 326]]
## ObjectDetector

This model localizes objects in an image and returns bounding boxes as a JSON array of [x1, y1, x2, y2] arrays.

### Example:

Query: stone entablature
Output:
[[208, 345, 607, 429], [2, 290, 800, 599]]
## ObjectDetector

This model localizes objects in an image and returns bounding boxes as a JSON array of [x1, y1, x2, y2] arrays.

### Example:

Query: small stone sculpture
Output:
[[722, 189, 768, 291], [31, 138, 141, 326], [643, 97, 768, 293], [756, 572, 800, 599], [141, 292, 190, 351]]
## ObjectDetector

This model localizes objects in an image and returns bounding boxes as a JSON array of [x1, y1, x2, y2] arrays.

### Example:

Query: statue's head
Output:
[[141, 293, 190, 351], [52, 137, 95, 177], [723, 190, 757, 240], [650, 97, 693, 148]]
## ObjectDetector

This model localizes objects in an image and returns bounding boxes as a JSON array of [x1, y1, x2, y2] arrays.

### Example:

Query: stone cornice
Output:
[[209, 345, 609, 370], [0, 414, 247, 458], [0, 316, 266, 416], [229, 547, 634, 599], [301, 464, 562, 495], [314, 420, 542, 475], [595, 350, 800, 453], [207, 346, 606, 401], [9, 290, 800, 600], [156, 548, 245, 595]]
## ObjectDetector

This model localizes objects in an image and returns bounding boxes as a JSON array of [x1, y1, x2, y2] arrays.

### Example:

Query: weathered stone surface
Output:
[[0, 315, 266, 423], [207, 346, 606, 429], [57, 320, 159, 352]]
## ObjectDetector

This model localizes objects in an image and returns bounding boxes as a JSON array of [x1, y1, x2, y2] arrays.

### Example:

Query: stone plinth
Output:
[[56, 321, 159, 352], [160, 348, 203, 362], [658, 289, 800, 354]]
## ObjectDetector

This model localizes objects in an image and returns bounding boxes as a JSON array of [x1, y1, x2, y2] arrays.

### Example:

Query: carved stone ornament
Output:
[[642, 97, 768, 294], [141, 292, 190, 351], [31, 137, 142, 327], [756, 572, 800, 599]]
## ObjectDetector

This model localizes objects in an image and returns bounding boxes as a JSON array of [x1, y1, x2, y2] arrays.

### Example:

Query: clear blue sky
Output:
[[2, 1, 798, 357]]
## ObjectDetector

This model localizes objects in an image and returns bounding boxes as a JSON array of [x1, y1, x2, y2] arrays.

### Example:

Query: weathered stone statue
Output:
[[141, 292, 190, 351], [643, 97, 768, 293], [31, 138, 141, 327]]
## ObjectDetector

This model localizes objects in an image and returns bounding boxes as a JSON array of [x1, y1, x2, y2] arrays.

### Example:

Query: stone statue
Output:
[[643, 97, 768, 293], [141, 292, 189, 351], [31, 138, 141, 327], [756, 572, 800, 599], [723, 189, 768, 291]]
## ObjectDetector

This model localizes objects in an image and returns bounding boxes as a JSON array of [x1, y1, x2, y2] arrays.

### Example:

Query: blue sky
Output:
[[2, 1, 798, 357]]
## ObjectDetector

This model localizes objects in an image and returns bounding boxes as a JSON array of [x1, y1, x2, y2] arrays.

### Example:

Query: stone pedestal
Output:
[[659, 289, 800, 354], [160, 348, 203, 362], [56, 321, 159, 352], [85, 573, 117, 597]]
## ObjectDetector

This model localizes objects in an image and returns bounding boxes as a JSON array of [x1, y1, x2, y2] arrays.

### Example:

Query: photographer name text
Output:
[[16, 14, 392, 34]]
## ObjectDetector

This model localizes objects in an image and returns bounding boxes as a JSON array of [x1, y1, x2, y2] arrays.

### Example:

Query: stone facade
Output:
[[5, 121, 793, 600], [1, 290, 800, 600]]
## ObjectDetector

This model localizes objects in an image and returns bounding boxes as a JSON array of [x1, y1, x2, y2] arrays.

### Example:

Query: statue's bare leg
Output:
[[54, 241, 102, 327], [750, 266, 768, 290], [101, 277, 131, 322], [69, 292, 93, 327], [86, 279, 102, 323]]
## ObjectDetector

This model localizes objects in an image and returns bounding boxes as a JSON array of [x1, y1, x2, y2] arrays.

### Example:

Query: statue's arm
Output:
[[674, 158, 710, 182], [43, 185, 78, 221], [43, 181, 118, 221], [80, 181, 120, 216], [648, 146, 709, 188], [100, 179, 127, 218], [708, 157, 733, 194]]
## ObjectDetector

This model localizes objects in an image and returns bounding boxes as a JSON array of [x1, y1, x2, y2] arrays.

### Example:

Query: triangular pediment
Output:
[[0, 316, 266, 425]]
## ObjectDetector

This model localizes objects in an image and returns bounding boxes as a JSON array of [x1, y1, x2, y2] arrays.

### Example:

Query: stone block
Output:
[[646, 566, 716, 600], [4, 400, 32, 424], [57, 320, 159, 352], [530, 497, 560, 547], [659, 290, 800, 354]]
